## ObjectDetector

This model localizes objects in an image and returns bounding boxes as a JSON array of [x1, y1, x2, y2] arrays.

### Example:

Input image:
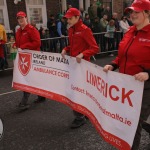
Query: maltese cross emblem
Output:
[[18, 52, 32, 76]]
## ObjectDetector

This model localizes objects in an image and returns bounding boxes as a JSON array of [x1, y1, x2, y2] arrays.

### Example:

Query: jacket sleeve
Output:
[[82, 28, 99, 57], [57, 22, 62, 36], [0, 40, 6, 45], [63, 45, 70, 52], [20, 28, 41, 51], [109, 56, 119, 70]]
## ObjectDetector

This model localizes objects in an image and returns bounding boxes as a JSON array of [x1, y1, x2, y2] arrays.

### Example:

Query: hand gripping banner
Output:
[[12, 50, 144, 150]]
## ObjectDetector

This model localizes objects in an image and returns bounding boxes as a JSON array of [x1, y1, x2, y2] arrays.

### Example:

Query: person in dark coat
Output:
[[97, 4, 104, 19], [47, 14, 58, 52], [92, 17, 101, 45], [83, 13, 92, 29]]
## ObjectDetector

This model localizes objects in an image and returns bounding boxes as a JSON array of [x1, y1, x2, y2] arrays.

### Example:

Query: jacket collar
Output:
[[131, 24, 150, 33], [18, 23, 29, 31], [71, 19, 83, 31]]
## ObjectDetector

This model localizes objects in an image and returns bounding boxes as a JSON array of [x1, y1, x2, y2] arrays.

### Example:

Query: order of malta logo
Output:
[[18, 52, 32, 76]]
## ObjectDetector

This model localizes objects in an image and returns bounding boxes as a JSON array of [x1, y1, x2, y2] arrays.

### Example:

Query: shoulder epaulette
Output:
[[28, 24, 34, 29], [81, 24, 88, 30]]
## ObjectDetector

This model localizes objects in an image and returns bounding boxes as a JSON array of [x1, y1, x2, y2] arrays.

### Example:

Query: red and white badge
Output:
[[18, 52, 32, 76]]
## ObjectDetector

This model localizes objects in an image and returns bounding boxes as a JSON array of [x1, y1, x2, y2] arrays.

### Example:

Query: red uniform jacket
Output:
[[112, 25, 150, 75], [15, 24, 41, 51], [64, 20, 99, 61]]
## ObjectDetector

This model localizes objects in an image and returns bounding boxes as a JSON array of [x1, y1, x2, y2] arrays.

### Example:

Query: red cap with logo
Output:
[[64, 8, 80, 18], [125, 0, 150, 13], [16, 11, 26, 18]]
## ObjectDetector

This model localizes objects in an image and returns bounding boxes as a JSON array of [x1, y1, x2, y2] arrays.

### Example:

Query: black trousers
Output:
[[0, 57, 4, 69], [131, 85, 150, 150], [21, 91, 45, 105]]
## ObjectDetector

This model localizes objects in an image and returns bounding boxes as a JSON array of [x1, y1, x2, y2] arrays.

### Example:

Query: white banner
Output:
[[12, 50, 144, 150]]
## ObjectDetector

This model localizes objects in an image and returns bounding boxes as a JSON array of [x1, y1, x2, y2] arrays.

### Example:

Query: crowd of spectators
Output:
[[41, 3, 133, 55], [0, 3, 133, 70]]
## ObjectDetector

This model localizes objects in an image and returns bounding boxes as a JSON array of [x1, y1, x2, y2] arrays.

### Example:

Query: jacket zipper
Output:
[[18, 30, 22, 48], [124, 31, 138, 73], [70, 26, 75, 56]]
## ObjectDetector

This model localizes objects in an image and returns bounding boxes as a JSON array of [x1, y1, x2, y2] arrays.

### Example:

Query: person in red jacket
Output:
[[61, 8, 99, 128], [103, 0, 150, 149], [14, 11, 46, 111]]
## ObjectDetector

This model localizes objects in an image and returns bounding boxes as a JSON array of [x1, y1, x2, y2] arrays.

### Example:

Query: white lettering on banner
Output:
[[12, 50, 144, 150]]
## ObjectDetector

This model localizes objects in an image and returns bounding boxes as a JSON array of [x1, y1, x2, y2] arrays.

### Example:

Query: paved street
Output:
[[0, 55, 149, 150]]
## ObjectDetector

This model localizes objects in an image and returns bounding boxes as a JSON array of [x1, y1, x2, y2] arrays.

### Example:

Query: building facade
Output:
[[0, 0, 131, 32]]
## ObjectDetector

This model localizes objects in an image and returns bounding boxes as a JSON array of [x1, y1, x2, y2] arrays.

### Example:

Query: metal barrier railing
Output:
[[40, 31, 123, 54], [40, 36, 68, 53], [1, 31, 123, 70]]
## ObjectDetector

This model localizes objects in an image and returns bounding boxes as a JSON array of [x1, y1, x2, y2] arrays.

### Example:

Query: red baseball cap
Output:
[[16, 11, 26, 18], [125, 0, 150, 13], [64, 8, 80, 18]]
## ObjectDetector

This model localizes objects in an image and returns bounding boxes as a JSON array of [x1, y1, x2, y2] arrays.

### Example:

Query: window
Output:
[[0, 0, 10, 31], [29, 8, 43, 24], [26, 0, 43, 5], [102, 0, 112, 7], [26, 0, 47, 28]]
